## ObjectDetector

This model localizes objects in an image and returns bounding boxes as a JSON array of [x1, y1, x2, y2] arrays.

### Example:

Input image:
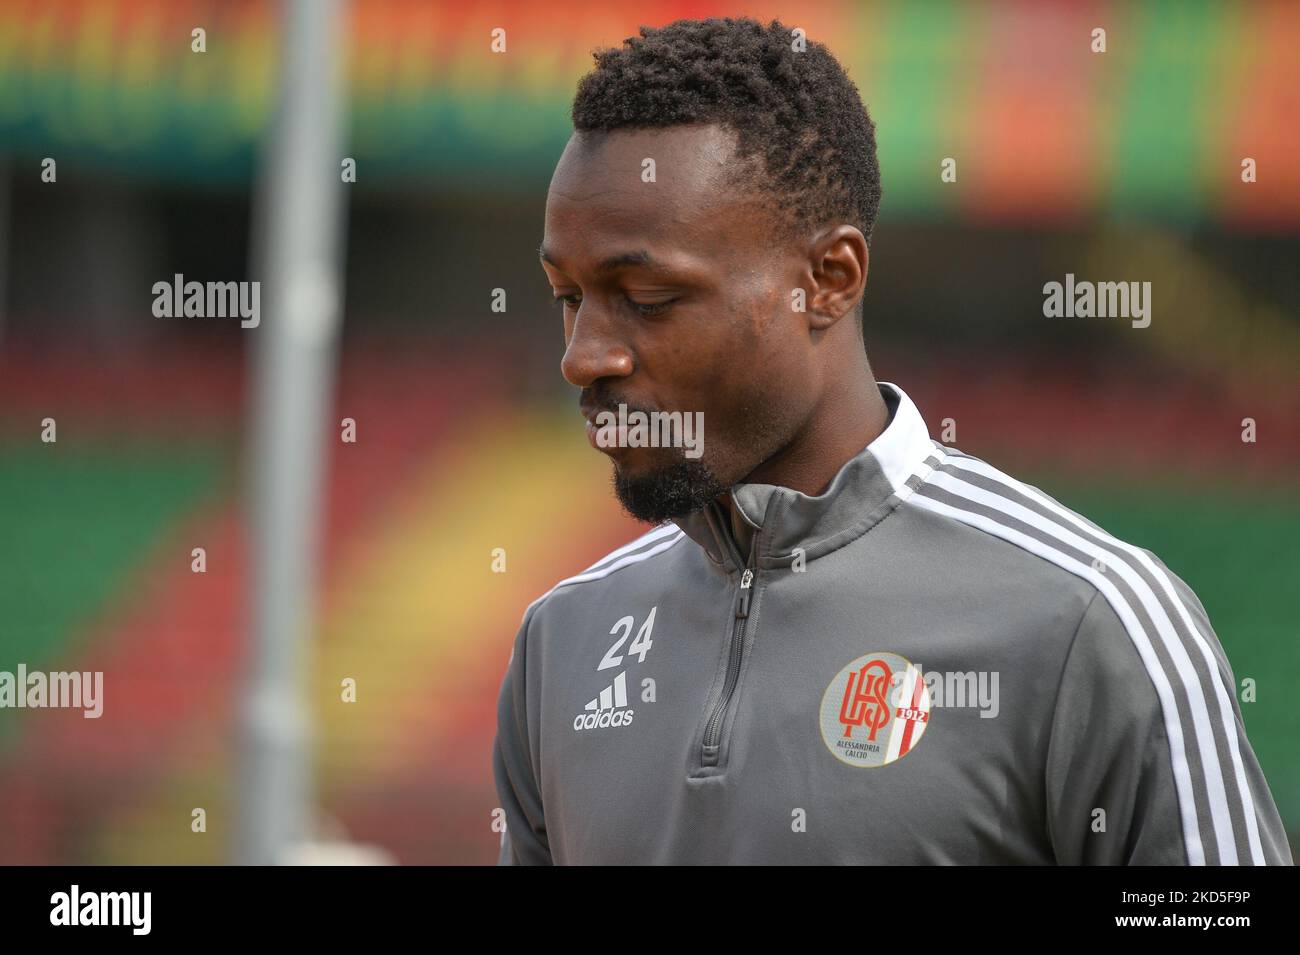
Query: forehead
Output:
[[543, 124, 765, 266]]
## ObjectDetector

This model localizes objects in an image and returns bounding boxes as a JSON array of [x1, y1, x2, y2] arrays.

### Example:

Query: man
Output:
[[492, 16, 1292, 864]]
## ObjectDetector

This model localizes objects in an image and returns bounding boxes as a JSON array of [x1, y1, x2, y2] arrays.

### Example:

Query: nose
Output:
[[560, 304, 633, 388]]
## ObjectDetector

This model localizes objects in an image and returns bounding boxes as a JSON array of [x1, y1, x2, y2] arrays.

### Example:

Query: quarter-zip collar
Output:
[[670, 382, 935, 571]]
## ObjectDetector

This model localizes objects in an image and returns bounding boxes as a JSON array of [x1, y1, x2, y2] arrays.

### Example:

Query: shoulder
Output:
[[899, 441, 1187, 605], [897, 441, 1233, 675], [916, 446, 1265, 863]]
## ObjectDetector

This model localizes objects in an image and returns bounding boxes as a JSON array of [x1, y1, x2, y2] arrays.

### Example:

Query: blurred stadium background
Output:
[[0, 0, 1296, 864]]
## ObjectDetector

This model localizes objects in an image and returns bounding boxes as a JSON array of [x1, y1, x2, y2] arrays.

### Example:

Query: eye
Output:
[[550, 293, 675, 316], [625, 295, 676, 317]]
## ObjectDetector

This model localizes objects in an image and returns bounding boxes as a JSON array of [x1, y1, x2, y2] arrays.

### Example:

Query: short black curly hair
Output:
[[571, 16, 882, 251]]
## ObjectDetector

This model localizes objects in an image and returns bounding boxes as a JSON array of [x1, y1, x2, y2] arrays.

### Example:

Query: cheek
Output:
[[745, 297, 810, 387], [655, 333, 703, 380], [704, 302, 798, 408], [739, 325, 816, 432], [637, 320, 726, 403], [644, 292, 799, 420]]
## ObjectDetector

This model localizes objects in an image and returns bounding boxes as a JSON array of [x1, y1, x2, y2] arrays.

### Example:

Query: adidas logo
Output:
[[572, 670, 636, 731]]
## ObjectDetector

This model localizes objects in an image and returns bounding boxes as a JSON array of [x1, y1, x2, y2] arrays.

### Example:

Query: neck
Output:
[[731, 360, 890, 498]]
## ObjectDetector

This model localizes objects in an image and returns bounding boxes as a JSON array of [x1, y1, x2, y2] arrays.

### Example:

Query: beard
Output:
[[610, 453, 730, 524], [583, 379, 794, 525]]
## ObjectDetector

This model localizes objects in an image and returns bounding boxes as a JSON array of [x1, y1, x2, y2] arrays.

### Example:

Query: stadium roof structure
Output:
[[0, 0, 1297, 228]]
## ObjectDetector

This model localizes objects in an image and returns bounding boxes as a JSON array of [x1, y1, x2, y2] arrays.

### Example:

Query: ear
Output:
[[804, 225, 869, 332]]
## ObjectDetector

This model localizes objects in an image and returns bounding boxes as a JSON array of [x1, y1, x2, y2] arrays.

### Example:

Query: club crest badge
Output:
[[819, 652, 931, 767]]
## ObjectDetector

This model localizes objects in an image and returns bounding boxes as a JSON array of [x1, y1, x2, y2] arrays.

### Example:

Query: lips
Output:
[[580, 395, 658, 456], [584, 413, 628, 454]]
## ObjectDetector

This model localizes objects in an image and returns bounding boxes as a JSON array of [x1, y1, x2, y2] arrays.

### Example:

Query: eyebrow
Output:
[[538, 246, 666, 275]]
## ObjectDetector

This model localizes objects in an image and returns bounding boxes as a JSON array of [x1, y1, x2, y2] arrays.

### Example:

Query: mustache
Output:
[[580, 385, 660, 418]]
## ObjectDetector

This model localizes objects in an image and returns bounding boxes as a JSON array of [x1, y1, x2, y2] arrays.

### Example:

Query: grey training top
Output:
[[492, 382, 1293, 865]]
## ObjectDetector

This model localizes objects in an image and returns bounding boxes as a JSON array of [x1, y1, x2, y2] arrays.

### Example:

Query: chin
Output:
[[609, 455, 729, 524]]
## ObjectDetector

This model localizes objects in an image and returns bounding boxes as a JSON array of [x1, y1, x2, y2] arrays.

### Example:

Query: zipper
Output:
[[699, 500, 758, 768]]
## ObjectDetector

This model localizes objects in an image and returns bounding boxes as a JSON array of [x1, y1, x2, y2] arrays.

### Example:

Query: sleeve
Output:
[[1045, 583, 1294, 866], [491, 606, 553, 865]]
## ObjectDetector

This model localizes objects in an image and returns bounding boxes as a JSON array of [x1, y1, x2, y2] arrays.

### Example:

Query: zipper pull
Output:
[[736, 568, 754, 618]]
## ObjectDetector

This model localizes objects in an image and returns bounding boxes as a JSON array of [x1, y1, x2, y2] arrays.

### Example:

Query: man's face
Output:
[[540, 124, 819, 523]]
